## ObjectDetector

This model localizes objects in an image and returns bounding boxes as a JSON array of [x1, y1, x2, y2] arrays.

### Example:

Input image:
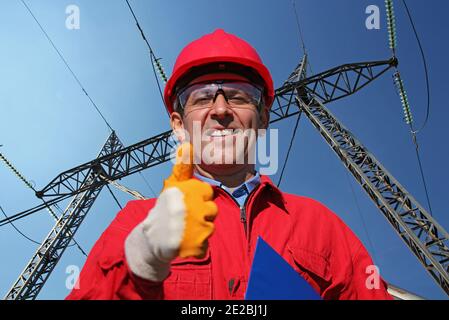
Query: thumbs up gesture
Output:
[[125, 143, 218, 282], [163, 142, 218, 258]]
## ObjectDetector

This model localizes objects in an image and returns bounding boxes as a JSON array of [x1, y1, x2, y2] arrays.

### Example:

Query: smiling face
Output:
[[170, 73, 269, 177]]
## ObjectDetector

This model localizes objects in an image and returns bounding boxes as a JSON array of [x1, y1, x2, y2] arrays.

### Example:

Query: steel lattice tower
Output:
[[3, 54, 448, 299]]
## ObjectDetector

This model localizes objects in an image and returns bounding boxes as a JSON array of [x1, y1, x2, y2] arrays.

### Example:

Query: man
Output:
[[66, 29, 392, 300]]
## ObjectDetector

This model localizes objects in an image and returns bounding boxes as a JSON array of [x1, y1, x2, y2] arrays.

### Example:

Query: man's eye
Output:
[[228, 92, 252, 104], [188, 90, 211, 102], [192, 96, 212, 105], [229, 97, 248, 104]]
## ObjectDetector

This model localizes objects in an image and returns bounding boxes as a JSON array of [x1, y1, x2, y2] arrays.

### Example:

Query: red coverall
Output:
[[66, 175, 392, 300]]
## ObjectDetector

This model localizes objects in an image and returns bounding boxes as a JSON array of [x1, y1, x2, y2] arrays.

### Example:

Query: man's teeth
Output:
[[209, 129, 240, 137]]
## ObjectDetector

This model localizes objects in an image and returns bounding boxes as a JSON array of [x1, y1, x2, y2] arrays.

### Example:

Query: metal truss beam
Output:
[[0, 130, 176, 225], [37, 130, 175, 200], [297, 95, 449, 295], [0, 58, 396, 226], [271, 57, 397, 123], [4, 131, 125, 300], [9, 56, 445, 299]]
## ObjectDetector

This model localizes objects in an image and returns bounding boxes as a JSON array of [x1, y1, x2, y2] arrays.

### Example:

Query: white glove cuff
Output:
[[124, 187, 186, 282], [125, 222, 170, 282]]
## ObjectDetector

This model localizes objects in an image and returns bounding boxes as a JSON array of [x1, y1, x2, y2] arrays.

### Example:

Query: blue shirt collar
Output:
[[194, 171, 261, 206]]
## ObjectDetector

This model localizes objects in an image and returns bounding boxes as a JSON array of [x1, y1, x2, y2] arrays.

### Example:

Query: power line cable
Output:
[[400, 0, 430, 134], [276, 0, 309, 188], [276, 8, 311, 192], [393, 72, 434, 215], [277, 110, 302, 188], [0, 204, 40, 245], [0, 159, 157, 226], [0, 194, 72, 227], [20, 0, 113, 133], [291, 0, 307, 56], [21, 0, 158, 211], [124, 0, 167, 108], [291, 0, 315, 76], [410, 133, 434, 216], [290, 0, 378, 258], [387, 1, 434, 216], [138, 172, 157, 197], [0, 148, 72, 244], [344, 171, 378, 262], [106, 184, 123, 210], [0, 151, 85, 253], [123, 0, 167, 195]]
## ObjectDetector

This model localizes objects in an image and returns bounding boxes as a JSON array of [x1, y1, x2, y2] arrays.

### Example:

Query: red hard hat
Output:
[[163, 29, 274, 114]]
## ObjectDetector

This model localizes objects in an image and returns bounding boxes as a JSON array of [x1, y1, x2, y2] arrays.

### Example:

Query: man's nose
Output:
[[210, 93, 233, 119]]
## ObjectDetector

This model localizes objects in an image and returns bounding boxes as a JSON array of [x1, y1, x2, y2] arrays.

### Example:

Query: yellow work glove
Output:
[[124, 143, 218, 282], [163, 142, 218, 258]]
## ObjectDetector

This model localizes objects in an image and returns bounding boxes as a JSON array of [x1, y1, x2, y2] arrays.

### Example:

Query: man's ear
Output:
[[170, 112, 186, 142]]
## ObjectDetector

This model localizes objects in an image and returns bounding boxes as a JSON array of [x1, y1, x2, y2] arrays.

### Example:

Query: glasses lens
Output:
[[179, 83, 218, 109], [221, 82, 262, 106], [178, 81, 262, 110]]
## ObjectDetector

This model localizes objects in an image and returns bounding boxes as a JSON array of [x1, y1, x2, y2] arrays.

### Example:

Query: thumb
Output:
[[166, 142, 194, 183]]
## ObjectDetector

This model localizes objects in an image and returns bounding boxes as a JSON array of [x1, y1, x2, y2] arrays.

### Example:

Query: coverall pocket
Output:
[[163, 249, 212, 299], [288, 246, 331, 296]]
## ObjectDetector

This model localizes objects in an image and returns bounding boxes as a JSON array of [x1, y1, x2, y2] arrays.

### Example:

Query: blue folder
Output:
[[245, 237, 322, 300]]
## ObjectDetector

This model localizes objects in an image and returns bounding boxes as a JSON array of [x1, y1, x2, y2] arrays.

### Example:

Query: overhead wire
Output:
[[290, 1, 377, 254], [0, 173, 152, 227], [344, 172, 378, 262], [292, 0, 307, 57], [124, 0, 167, 197], [0, 204, 40, 245], [1, 160, 151, 226], [20, 0, 113, 133], [21, 0, 158, 206], [400, 0, 430, 134], [0, 151, 84, 253], [277, 0, 307, 188], [277, 109, 302, 188], [1, 0, 163, 260], [411, 134, 434, 216], [138, 172, 157, 197], [0, 194, 75, 227], [386, 0, 434, 216], [292, 0, 314, 75], [106, 184, 123, 210], [124, 0, 167, 108]]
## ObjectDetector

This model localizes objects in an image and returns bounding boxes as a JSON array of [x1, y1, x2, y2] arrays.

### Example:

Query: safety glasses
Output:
[[176, 81, 264, 112]]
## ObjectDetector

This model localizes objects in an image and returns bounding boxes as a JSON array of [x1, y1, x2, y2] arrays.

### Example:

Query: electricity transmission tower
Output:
[[2, 55, 448, 299]]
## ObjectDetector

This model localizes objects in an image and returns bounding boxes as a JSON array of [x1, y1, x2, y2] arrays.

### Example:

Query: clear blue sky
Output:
[[0, 0, 448, 299]]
